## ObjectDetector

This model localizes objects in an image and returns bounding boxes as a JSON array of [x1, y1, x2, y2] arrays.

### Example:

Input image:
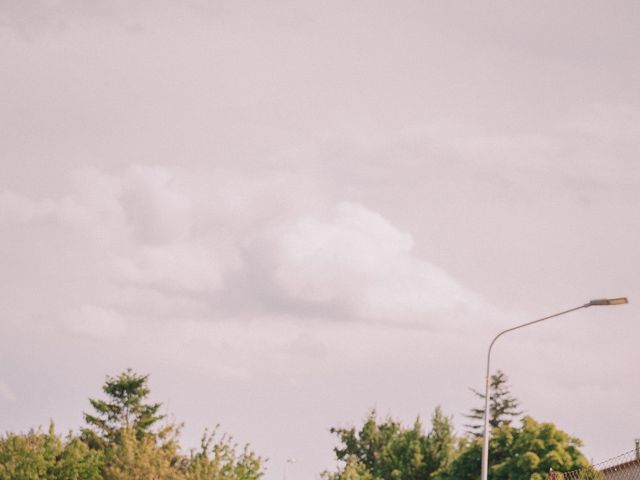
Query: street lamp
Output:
[[480, 297, 628, 480], [283, 458, 296, 480]]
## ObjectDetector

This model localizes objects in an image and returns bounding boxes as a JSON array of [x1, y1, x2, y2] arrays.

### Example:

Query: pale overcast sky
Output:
[[1, 1, 639, 478]]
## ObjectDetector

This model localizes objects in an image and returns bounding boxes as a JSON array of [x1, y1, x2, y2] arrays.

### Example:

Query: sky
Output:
[[1, 1, 639, 478]]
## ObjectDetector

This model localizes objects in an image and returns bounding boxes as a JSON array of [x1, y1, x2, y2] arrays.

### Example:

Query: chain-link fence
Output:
[[550, 447, 640, 480]]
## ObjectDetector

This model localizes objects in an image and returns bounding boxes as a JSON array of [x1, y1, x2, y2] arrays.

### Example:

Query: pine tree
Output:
[[81, 369, 165, 449], [424, 407, 455, 475], [464, 370, 522, 437]]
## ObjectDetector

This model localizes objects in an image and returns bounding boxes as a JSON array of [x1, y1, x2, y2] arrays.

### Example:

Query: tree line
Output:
[[0, 369, 590, 479], [323, 371, 588, 480], [0, 370, 263, 480]]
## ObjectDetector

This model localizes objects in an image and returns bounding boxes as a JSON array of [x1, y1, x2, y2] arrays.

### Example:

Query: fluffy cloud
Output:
[[2, 165, 482, 329], [253, 202, 480, 326]]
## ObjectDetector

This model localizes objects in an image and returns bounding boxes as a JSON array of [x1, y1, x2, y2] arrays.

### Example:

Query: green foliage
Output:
[[51, 435, 104, 480], [432, 438, 481, 480], [325, 407, 455, 480], [82, 369, 164, 449], [102, 427, 181, 480], [0, 368, 590, 480], [0, 370, 264, 480], [184, 428, 264, 480], [0, 423, 103, 480], [436, 416, 588, 480], [0, 424, 61, 480], [424, 407, 456, 476], [323, 456, 374, 480], [465, 370, 522, 437]]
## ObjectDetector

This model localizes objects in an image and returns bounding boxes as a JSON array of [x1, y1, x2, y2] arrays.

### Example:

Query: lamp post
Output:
[[480, 297, 628, 480], [283, 458, 296, 480]]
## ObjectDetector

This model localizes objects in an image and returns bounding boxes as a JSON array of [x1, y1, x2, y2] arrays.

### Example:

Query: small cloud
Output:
[[0, 380, 16, 402], [63, 305, 126, 340]]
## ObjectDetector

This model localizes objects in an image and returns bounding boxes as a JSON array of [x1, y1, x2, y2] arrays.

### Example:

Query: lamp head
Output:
[[587, 297, 628, 306]]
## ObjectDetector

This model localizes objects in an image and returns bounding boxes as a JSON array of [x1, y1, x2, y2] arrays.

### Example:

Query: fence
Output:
[[550, 446, 640, 480]]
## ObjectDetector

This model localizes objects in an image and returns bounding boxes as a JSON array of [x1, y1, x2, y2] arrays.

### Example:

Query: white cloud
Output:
[[63, 305, 126, 340], [2, 165, 485, 329], [255, 202, 480, 326]]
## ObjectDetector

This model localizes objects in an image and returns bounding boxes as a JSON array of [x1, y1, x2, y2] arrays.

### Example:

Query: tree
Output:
[[432, 438, 480, 480], [82, 369, 165, 448], [465, 370, 522, 437], [435, 416, 588, 480], [0, 370, 265, 480], [325, 407, 455, 480], [184, 428, 264, 480], [424, 407, 455, 476], [323, 456, 374, 480], [51, 435, 103, 480], [0, 424, 61, 480], [0, 423, 103, 480], [102, 427, 182, 480]]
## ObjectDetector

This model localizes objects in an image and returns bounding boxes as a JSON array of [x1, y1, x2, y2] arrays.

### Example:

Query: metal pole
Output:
[[283, 458, 295, 480]]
